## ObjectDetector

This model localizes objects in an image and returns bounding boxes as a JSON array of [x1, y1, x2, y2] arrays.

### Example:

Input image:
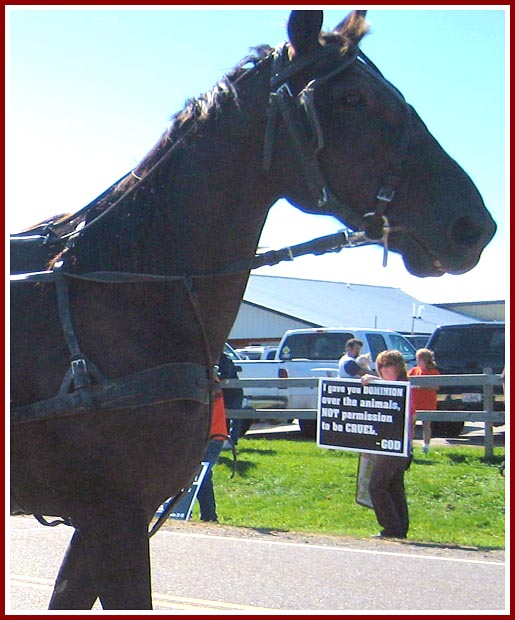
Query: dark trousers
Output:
[[197, 439, 224, 522], [368, 454, 410, 537]]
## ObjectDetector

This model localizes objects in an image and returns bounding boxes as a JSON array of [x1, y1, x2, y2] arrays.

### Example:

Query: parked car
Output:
[[221, 343, 254, 436], [236, 345, 278, 360], [426, 322, 505, 437], [234, 327, 417, 438], [223, 342, 243, 363], [403, 334, 430, 349]]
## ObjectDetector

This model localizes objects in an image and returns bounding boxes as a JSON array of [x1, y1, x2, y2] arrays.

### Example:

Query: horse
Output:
[[10, 10, 496, 610]]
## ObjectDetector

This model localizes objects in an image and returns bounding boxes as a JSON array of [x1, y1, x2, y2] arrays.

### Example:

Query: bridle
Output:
[[262, 42, 413, 266]]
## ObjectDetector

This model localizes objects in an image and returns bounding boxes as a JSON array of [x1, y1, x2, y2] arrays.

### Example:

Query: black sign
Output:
[[317, 378, 410, 456], [156, 462, 209, 521]]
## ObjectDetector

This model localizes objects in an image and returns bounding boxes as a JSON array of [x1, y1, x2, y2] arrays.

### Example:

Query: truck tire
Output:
[[430, 420, 465, 438], [298, 419, 317, 439]]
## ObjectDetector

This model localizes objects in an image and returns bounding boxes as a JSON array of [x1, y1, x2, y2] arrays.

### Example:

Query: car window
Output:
[[279, 333, 353, 360], [366, 334, 388, 361], [223, 343, 242, 361], [389, 334, 416, 364], [405, 335, 429, 349], [240, 350, 261, 359], [431, 327, 505, 360]]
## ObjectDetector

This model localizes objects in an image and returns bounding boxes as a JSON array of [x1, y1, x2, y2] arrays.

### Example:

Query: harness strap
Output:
[[9, 229, 373, 287], [11, 362, 213, 424], [54, 265, 93, 392], [34, 514, 73, 528]]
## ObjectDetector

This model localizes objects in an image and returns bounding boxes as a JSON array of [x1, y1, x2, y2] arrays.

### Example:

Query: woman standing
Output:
[[408, 348, 440, 455], [361, 350, 415, 539], [196, 383, 228, 522]]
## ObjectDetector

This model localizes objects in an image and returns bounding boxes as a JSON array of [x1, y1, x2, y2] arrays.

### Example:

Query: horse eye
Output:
[[330, 85, 364, 108], [342, 93, 362, 107]]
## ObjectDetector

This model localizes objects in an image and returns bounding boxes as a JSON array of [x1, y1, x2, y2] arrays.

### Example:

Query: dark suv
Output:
[[426, 322, 505, 437]]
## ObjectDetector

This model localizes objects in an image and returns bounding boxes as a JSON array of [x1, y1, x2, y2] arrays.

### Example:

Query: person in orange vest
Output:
[[196, 380, 229, 522], [408, 348, 441, 455]]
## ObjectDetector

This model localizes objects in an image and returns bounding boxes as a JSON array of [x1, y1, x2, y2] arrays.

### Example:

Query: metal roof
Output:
[[242, 275, 480, 334]]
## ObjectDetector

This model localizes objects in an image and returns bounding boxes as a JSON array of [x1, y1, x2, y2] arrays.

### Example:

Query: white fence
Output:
[[222, 370, 505, 458]]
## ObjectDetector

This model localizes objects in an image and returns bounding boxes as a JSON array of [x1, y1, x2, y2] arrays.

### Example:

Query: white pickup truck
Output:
[[235, 327, 417, 435]]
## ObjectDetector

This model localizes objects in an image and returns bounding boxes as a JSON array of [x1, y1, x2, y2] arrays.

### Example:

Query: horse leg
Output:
[[72, 503, 152, 610], [49, 529, 98, 609]]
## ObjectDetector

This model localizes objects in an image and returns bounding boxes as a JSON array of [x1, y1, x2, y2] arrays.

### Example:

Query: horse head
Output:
[[266, 10, 496, 278]]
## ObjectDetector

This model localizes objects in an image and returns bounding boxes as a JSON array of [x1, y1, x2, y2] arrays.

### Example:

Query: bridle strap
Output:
[[263, 43, 413, 257]]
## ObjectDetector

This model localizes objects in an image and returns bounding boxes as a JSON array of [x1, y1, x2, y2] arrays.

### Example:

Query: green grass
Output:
[[194, 436, 505, 549]]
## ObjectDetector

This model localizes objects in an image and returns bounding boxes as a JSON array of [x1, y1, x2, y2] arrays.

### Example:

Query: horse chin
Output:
[[400, 245, 483, 278], [402, 255, 446, 278]]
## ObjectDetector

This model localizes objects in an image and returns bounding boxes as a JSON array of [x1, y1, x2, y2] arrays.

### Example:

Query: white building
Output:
[[228, 275, 490, 348]]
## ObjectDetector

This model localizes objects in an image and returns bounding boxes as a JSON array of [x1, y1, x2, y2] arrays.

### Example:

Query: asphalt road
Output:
[[9, 515, 505, 613]]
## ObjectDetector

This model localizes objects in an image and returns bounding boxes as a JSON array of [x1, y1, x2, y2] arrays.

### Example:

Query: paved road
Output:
[[9, 515, 505, 612]]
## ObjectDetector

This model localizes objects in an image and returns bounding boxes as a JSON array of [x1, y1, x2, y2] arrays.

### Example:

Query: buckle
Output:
[[70, 358, 92, 389], [376, 186, 396, 203]]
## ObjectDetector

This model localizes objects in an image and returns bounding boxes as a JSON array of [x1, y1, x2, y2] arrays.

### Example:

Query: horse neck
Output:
[[72, 66, 277, 279]]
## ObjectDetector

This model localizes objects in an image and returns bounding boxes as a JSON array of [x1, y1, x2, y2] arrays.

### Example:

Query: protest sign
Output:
[[317, 378, 410, 457], [157, 461, 210, 521]]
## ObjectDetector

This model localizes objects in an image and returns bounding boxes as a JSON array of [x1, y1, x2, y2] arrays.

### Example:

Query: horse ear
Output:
[[287, 10, 323, 57], [333, 10, 369, 46]]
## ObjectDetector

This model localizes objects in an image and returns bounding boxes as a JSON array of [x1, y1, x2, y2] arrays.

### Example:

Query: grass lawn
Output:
[[199, 435, 505, 549]]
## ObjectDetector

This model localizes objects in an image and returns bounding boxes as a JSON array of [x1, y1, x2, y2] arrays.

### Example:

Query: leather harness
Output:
[[10, 40, 412, 426]]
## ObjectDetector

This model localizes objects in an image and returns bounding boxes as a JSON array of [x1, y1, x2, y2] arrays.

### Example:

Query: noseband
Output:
[[263, 43, 413, 266]]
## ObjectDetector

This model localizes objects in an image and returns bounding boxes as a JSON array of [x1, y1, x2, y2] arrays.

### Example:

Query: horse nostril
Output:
[[448, 216, 482, 247]]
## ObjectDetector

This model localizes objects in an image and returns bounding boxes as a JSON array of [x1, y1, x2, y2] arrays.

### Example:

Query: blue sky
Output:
[[6, 7, 507, 304]]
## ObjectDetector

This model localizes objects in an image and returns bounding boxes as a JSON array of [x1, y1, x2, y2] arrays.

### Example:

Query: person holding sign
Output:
[[361, 350, 415, 539]]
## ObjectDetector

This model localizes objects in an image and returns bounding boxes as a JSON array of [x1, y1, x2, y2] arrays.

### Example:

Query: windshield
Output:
[[279, 331, 417, 365], [279, 333, 353, 360], [389, 334, 416, 364], [223, 343, 242, 361], [431, 327, 505, 364]]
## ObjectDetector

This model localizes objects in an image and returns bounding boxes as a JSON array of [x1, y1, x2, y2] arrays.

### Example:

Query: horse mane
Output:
[[52, 45, 274, 273], [52, 26, 365, 273], [172, 45, 274, 136]]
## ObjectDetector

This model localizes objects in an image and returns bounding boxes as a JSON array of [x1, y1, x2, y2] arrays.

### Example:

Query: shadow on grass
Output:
[[412, 458, 437, 466], [444, 452, 505, 467], [243, 431, 313, 443], [218, 455, 258, 477], [398, 539, 505, 553], [235, 446, 278, 455]]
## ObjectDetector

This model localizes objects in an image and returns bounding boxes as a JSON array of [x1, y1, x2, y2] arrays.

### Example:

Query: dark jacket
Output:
[[217, 353, 244, 409]]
